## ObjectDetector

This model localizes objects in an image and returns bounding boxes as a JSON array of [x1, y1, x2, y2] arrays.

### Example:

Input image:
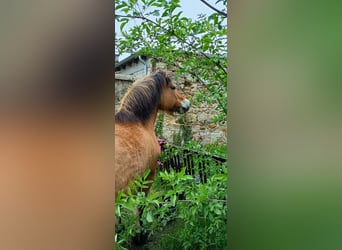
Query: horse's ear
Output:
[[163, 70, 173, 85], [152, 70, 170, 86], [165, 75, 171, 85]]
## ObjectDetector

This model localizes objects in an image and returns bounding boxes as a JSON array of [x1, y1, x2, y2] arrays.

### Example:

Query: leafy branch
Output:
[[116, 14, 227, 74]]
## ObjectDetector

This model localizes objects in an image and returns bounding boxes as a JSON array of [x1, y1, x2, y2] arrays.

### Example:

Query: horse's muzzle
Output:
[[179, 99, 190, 114]]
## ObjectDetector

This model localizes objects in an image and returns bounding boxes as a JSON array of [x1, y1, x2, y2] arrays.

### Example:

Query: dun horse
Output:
[[115, 71, 190, 197]]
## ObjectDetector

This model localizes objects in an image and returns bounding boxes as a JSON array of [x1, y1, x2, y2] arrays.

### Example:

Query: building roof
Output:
[[115, 51, 147, 71]]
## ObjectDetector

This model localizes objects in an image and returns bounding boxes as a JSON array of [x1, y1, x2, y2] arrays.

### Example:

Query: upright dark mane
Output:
[[115, 71, 171, 124]]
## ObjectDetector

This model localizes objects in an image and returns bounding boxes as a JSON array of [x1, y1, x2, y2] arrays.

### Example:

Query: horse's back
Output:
[[114, 122, 159, 195]]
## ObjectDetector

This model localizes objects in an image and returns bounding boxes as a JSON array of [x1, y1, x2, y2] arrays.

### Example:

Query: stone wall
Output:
[[115, 74, 136, 112], [114, 73, 227, 145], [161, 77, 227, 145]]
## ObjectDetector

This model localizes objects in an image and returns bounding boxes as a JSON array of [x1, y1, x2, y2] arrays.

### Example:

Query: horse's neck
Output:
[[144, 109, 158, 131]]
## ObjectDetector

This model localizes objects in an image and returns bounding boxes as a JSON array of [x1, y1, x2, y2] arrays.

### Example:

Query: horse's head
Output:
[[157, 72, 190, 114]]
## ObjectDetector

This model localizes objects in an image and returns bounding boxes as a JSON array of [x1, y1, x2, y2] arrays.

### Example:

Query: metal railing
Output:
[[159, 143, 227, 183]]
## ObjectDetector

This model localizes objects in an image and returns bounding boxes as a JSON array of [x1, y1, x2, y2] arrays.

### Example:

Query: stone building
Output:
[[115, 53, 152, 78]]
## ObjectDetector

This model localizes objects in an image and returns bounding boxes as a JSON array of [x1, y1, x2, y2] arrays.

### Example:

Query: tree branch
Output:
[[116, 14, 227, 74], [199, 0, 227, 18]]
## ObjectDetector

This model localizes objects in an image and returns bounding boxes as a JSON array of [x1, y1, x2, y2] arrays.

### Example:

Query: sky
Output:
[[115, 0, 220, 61]]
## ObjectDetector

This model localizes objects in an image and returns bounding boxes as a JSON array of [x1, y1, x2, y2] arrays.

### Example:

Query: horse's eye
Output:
[[171, 86, 176, 90]]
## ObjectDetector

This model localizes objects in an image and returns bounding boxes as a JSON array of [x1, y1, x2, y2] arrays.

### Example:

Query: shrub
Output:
[[115, 143, 227, 249]]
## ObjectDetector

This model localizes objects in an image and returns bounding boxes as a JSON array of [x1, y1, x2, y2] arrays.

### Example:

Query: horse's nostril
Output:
[[181, 99, 190, 112], [185, 99, 190, 107]]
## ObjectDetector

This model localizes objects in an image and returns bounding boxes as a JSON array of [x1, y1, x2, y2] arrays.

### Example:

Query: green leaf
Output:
[[119, 18, 129, 31], [116, 206, 121, 217], [121, 202, 134, 212], [143, 168, 151, 179], [146, 211, 153, 223], [127, 187, 132, 196], [151, 10, 160, 16], [161, 9, 169, 17], [171, 194, 176, 206]]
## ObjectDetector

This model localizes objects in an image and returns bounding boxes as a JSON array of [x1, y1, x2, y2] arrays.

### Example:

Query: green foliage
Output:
[[115, 169, 172, 249], [202, 141, 227, 158], [115, 0, 227, 122], [154, 112, 164, 138], [115, 142, 227, 249], [182, 140, 227, 161], [172, 114, 192, 146], [176, 169, 227, 249]]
